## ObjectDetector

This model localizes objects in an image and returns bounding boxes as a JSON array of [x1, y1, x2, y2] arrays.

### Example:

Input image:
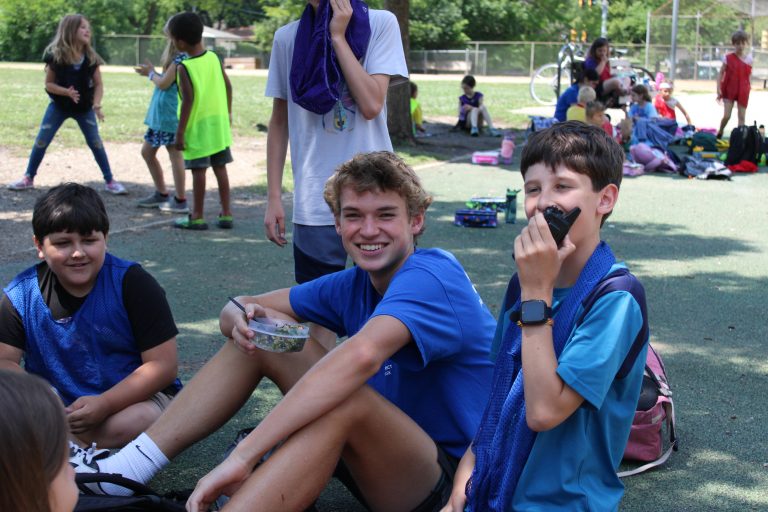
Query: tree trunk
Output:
[[383, 0, 413, 143]]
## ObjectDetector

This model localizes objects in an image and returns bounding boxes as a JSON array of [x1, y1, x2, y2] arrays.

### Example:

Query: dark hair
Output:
[[521, 121, 623, 223], [168, 12, 203, 45], [587, 37, 610, 60], [32, 183, 109, 241], [0, 370, 69, 512], [410, 81, 418, 97], [631, 83, 652, 102], [461, 75, 476, 88], [324, 151, 433, 237], [580, 68, 599, 83], [732, 30, 749, 45]]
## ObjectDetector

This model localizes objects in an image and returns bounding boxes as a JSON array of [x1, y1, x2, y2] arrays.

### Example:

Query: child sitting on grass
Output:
[[628, 84, 658, 119], [0, 183, 181, 449], [654, 82, 692, 126], [410, 81, 427, 135], [457, 75, 501, 137]]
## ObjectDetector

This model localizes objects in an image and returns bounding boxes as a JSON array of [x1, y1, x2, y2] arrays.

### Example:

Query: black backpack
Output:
[[725, 123, 763, 165], [75, 473, 191, 512]]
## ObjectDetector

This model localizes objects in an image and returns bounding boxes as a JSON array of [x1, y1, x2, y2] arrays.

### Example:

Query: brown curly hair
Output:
[[324, 152, 433, 236]]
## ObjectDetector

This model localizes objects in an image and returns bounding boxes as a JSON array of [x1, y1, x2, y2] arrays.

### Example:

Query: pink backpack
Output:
[[618, 344, 678, 477]]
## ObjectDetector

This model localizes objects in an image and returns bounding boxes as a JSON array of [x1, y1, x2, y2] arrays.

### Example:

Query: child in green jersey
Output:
[[168, 12, 234, 230]]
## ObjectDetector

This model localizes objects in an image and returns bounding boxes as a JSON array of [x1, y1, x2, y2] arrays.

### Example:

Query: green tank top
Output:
[[178, 51, 232, 160]]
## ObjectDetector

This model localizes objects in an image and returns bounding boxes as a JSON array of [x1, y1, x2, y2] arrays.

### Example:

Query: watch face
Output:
[[521, 300, 547, 323]]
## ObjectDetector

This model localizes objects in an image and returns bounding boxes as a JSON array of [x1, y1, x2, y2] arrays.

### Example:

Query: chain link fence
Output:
[[101, 35, 268, 69]]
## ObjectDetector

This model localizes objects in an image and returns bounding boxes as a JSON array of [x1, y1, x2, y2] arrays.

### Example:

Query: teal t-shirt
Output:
[[494, 263, 647, 511]]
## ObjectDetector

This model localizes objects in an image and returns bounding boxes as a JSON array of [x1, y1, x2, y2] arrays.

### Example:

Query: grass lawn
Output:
[[1, 68, 537, 151]]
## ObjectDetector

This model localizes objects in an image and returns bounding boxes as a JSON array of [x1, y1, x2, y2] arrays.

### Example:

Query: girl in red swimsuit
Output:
[[717, 30, 752, 139]]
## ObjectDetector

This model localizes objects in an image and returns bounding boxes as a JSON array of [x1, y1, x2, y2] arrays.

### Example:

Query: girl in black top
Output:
[[7, 14, 126, 195]]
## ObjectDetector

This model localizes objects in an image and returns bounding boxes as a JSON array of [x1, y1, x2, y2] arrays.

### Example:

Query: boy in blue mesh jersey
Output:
[[0, 183, 181, 450]]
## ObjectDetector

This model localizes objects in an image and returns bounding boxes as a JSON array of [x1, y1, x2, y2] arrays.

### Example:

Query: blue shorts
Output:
[[184, 147, 233, 170], [292, 224, 346, 284]]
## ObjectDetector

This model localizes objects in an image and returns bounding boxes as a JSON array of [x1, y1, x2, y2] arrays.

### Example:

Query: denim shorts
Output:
[[184, 147, 233, 169]]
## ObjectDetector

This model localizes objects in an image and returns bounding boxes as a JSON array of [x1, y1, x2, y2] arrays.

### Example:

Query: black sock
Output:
[[175, 196, 186, 203]]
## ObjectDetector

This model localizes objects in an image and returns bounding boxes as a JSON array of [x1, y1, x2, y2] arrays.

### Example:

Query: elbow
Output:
[[348, 341, 383, 378], [525, 405, 561, 432], [359, 101, 384, 121]]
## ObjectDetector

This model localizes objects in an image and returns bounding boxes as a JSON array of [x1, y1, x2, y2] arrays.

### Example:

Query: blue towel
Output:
[[467, 241, 616, 511], [289, 0, 371, 115]]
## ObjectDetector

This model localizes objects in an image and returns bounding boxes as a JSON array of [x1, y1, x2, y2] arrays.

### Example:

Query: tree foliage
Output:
[[0, 0, 759, 61]]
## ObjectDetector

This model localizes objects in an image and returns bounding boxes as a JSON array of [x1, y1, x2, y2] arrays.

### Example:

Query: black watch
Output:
[[510, 300, 553, 327]]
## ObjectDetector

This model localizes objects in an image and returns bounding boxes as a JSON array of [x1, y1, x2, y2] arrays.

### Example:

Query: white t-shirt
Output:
[[265, 9, 409, 226]]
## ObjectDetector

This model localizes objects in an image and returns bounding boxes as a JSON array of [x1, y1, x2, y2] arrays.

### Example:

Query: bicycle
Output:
[[529, 38, 584, 106], [529, 38, 656, 106]]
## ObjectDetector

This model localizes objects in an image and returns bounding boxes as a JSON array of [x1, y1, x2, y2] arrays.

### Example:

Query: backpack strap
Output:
[[577, 267, 649, 379]]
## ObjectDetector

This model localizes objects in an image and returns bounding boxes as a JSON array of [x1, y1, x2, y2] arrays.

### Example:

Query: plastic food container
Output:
[[248, 317, 309, 353]]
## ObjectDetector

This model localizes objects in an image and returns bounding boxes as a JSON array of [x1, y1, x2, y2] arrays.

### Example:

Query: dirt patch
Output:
[[0, 123, 513, 262], [0, 136, 267, 263]]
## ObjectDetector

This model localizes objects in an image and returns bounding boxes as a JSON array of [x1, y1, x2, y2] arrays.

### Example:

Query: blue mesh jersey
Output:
[[290, 248, 495, 458], [3, 253, 180, 405]]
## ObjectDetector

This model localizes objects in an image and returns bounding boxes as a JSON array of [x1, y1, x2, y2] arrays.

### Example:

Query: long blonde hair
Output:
[[45, 14, 104, 66], [158, 19, 179, 71]]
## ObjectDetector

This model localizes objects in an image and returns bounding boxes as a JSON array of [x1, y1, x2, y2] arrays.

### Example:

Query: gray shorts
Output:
[[292, 224, 347, 284], [184, 147, 233, 169]]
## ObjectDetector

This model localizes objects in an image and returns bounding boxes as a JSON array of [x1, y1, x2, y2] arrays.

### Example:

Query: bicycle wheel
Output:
[[530, 63, 563, 106]]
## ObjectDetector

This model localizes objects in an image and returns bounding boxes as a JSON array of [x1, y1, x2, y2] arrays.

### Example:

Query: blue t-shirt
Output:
[[554, 83, 579, 122], [629, 101, 658, 119], [144, 54, 187, 134], [493, 263, 647, 511], [289, 248, 495, 458]]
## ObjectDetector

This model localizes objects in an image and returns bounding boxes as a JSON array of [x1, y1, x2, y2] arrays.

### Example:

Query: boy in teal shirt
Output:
[[169, 12, 233, 230], [445, 122, 649, 511]]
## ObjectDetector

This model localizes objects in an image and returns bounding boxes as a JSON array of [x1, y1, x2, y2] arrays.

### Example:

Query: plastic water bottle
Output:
[[505, 188, 518, 224], [500, 132, 515, 165]]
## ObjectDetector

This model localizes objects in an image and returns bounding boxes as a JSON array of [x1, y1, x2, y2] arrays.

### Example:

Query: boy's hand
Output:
[[65, 395, 110, 433], [186, 452, 252, 512], [514, 212, 576, 299], [94, 106, 105, 122], [328, 0, 353, 41], [264, 199, 287, 247]]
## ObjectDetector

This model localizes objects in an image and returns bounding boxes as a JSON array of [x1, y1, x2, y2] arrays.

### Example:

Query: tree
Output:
[[383, 0, 412, 142]]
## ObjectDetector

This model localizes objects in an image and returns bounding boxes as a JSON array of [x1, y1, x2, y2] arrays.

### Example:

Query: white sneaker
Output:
[[104, 180, 128, 195], [8, 175, 34, 190], [70, 442, 112, 494]]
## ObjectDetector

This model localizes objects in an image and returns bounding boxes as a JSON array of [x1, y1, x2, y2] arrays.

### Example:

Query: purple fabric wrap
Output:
[[289, 0, 371, 115]]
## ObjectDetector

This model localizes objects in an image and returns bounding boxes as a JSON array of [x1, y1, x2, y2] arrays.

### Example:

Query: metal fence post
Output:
[[530, 42, 535, 76]]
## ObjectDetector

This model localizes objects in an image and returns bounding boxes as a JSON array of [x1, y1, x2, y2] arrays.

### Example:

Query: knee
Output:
[[89, 138, 104, 150], [141, 145, 155, 161]]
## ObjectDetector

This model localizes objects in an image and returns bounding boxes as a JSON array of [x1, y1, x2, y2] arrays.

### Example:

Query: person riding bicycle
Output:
[[583, 37, 627, 108]]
